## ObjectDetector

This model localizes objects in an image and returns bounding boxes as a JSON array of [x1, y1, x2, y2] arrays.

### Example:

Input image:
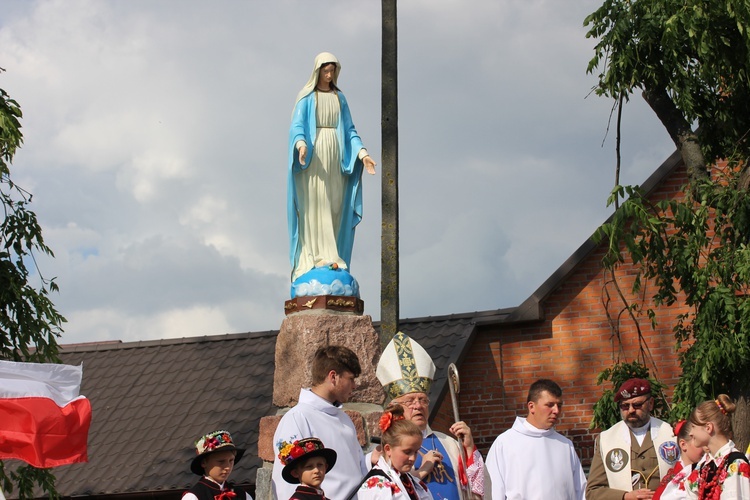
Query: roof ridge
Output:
[[59, 329, 280, 353]]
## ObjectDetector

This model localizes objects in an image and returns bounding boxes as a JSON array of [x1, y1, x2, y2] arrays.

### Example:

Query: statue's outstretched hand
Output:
[[364, 155, 376, 174], [298, 144, 307, 166]]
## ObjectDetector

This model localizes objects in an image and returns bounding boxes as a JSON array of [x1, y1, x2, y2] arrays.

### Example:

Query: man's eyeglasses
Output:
[[619, 399, 650, 411], [395, 396, 430, 407]]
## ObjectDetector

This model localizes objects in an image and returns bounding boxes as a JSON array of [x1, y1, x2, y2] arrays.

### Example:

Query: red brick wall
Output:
[[430, 163, 693, 467]]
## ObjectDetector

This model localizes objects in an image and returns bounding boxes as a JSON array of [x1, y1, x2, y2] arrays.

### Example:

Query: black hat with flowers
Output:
[[277, 437, 337, 484], [190, 430, 245, 475]]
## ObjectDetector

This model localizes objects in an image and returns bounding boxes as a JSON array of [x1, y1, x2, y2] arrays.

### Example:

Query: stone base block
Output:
[[273, 314, 384, 407], [255, 463, 272, 500]]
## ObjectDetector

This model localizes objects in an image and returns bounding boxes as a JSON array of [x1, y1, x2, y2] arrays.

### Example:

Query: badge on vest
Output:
[[658, 441, 680, 465], [605, 448, 629, 472]]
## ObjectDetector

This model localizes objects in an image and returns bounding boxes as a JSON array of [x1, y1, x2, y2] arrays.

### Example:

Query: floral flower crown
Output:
[[277, 438, 327, 465], [379, 410, 405, 433]]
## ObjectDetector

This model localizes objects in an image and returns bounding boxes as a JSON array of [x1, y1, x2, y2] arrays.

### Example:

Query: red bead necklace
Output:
[[698, 456, 728, 500]]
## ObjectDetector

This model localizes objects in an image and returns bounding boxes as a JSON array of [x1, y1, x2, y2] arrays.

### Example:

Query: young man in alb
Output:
[[485, 379, 586, 499]]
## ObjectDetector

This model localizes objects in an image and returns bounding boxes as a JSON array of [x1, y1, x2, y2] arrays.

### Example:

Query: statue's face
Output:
[[317, 63, 336, 87]]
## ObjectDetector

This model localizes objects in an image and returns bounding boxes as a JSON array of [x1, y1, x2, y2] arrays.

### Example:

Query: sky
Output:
[[0, 0, 677, 344]]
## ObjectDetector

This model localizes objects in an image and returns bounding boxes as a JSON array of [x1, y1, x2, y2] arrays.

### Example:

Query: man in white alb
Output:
[[271, 345, 368, 500], [485, 378, 586, 500]]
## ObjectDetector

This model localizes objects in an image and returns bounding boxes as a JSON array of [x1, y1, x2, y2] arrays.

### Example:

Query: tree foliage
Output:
[[585, 0, 750, 448], [0, 86, 65, 362], [594, 165, 750, 419], [586, 0, 750, 188], [1, 79, 65, 498]]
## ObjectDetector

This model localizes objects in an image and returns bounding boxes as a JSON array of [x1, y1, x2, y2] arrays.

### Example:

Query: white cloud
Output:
[[65, 305, 236, 343]]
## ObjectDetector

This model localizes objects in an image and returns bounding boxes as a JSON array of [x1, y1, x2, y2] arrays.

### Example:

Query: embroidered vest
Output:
[[289, 484, 329, 500], [184, 478, 244, 500]]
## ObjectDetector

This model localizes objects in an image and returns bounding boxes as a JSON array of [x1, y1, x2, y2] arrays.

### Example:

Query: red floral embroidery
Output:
[[688, 469, 700, 483], [362, 476, 401, 493]]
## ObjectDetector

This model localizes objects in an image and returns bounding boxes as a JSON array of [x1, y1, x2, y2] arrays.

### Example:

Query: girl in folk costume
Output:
[[358, 404, 433, 500], [685, 395, 750, 499], [653, 420, 705, 500], [184, 430, 253, 500], [277, 437, 337, 500]]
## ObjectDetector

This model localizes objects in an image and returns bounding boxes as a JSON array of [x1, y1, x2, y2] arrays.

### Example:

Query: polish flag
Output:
[[0, 360, 92, 468]]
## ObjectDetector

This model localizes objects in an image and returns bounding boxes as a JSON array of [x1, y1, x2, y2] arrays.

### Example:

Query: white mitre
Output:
[[376, 332, 436, 400]]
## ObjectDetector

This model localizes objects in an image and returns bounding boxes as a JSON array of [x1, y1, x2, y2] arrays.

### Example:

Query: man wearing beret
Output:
[[586, 378, 680, 500]]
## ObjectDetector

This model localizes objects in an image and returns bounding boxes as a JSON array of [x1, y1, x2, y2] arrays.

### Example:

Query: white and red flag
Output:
[[0, 360, 92, 468]]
